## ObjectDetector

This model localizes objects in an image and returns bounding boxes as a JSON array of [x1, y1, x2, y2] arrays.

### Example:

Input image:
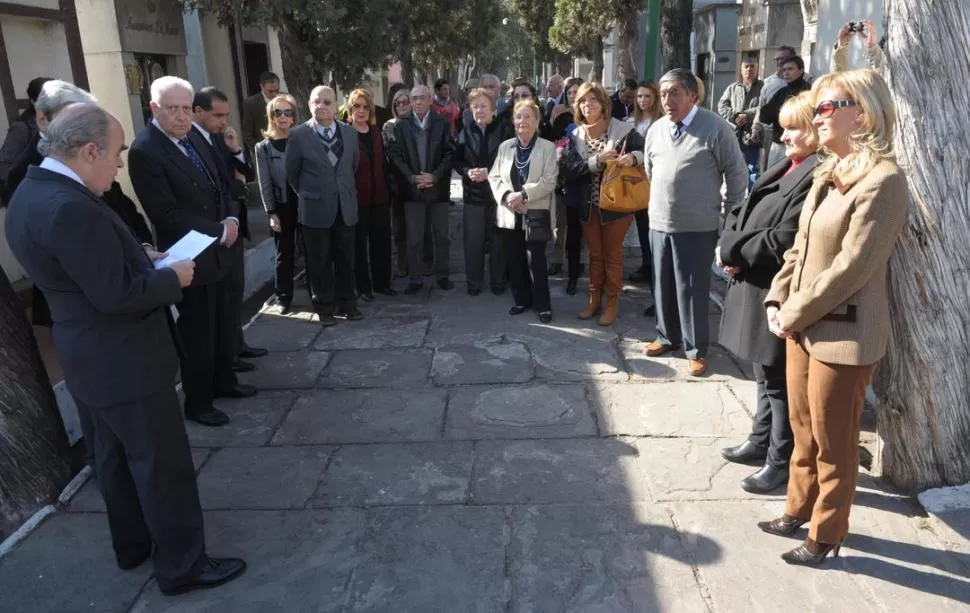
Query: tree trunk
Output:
[[590, 38, 605, 83], [402, 51, 416, 88], [0, 270, 73, 541], [277, 23, 326, 118], [618, 12, 640, 79], [661, 0, 692, 73], [871, 1, 970, 492]]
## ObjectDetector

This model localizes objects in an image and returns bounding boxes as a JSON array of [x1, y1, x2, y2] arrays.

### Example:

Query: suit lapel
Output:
[[404, 113, 421, 172], [150, 125, 212, 189]]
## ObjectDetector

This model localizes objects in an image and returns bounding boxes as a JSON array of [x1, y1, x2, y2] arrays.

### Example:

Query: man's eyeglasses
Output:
[[814, 99, 857, 118], [273, 109, 295, 118], [352, 103, 371, 111]]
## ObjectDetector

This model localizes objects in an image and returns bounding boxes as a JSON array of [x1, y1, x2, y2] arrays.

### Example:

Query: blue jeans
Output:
[[742, 145, 760, 186]]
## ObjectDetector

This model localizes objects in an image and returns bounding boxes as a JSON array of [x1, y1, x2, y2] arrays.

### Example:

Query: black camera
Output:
[[849, 21, 865, 33]]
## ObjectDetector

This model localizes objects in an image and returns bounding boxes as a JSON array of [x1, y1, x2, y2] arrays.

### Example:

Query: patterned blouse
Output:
[[587, 135, 608, 208]]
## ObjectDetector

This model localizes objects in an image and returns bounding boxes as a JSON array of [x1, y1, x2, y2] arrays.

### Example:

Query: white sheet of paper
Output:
[[153, 230, 218, 270]]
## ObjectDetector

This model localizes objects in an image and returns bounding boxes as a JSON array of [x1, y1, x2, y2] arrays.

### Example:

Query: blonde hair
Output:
[[347, 88, 376, 125], [812, 68, 896, 186], [466, 88, 494, 109], [262, 94, 298, 139], [778, 91, 819, 151], [573, 82, 612, 125], [513, 99, 541, 121]]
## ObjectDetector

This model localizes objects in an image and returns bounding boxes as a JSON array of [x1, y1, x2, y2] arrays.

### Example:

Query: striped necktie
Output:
[[178, 138, 214, 185], [673, 121, 686, 139]]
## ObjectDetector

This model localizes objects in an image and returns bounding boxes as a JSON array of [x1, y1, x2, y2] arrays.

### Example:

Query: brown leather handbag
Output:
[[599, 139, 650, 213]]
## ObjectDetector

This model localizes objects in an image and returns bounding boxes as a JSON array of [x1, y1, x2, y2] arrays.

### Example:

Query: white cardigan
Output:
[[488, 137, 558, 231]]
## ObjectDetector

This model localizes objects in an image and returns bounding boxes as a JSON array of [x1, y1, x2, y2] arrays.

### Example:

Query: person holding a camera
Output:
[[831, 19, 886, 75]]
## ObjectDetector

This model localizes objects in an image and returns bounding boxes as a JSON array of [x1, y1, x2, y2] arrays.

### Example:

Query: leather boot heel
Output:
[[598, 294, 619, 326], [578, 290, 602, 320]]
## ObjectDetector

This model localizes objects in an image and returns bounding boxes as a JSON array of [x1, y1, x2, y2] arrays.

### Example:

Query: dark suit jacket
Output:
[[102, 182, 153, 244], [128, 123, 237, 286], [387, 110, 455, 203], [4, 166, 182, 407], [285, 120, 360, 229], [718, 153, 818, 366], [193, 126, 254, 239]]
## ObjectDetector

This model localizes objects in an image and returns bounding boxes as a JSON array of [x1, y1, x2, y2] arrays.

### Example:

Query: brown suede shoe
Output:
[[688, 358, 707, 377], [643, 341, 678, 357]]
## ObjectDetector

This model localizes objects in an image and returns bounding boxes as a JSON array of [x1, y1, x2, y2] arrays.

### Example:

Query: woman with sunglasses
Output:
[[505, 78, 553, 141], [348, 88, 394, 301], [255, 93, 303, 313], [758, 69, 909, 565]]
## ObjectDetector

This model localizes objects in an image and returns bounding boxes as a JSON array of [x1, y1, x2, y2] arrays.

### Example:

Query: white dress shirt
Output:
[[40, 156, 85, 187], [670, 104, 700, 138]]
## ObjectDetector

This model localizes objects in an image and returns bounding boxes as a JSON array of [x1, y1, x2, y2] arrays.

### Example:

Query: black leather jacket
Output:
[[453, 118, 513, 206]]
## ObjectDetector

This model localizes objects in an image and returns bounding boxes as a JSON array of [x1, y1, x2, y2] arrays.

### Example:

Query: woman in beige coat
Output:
[[489, 100, 558, 322], [758, 69, 909, 565]]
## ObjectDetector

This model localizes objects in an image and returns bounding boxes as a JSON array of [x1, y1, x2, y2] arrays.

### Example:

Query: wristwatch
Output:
[[520, 190, 529, 204]]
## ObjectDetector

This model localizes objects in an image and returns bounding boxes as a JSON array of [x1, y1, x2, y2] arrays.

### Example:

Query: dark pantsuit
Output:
[[303, 216, 357, 315], [490, 219, 510, 291], [177, 279, 237, 415], [565, 206, 583, 279], [748, 361, 792, 468], [634, 209, 652, 273], [549, 192, 567, 266], [354, 204, 393, 294], [405, 200, 449, 282], [77, 387, 205, 588], [785, 338, 875, 544], [227, 237, 245, 354], [649, 229, 718, 360], [501, 228, 551, 312], [463, 204, 491, 291], [273, 204, 299, 304]]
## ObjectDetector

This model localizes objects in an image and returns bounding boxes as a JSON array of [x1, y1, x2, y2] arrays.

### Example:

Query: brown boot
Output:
[[598, 294, 619, 326], [578, 290, 602, 320]]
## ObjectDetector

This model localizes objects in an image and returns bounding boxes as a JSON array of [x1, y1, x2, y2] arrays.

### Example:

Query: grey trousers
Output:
[[406, 200, 450, 282], [650, 229, 718, 360], [463, 204, 490, 291]]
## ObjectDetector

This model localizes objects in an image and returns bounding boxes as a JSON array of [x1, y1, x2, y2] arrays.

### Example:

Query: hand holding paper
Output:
[[153, 230, 218, 270]]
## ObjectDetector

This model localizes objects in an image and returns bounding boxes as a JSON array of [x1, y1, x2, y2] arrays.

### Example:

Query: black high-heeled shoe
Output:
[[509, 304, 530, 316], [757, 514, 807, 537], [781, 538, 842, 566]]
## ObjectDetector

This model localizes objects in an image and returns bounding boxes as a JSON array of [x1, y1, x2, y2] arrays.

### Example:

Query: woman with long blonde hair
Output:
[[758, 69, 909, 565]]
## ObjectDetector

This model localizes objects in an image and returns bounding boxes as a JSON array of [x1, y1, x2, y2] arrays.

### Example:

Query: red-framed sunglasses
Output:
[[814, 99, 857, 118]]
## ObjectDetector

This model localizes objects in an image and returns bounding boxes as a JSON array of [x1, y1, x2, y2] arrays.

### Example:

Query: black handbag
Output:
[[524, 209, 552, 242]]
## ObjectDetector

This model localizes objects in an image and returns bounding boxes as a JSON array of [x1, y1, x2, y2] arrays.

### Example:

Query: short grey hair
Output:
[[659, 69, 699, 96], [411, 84, 430, 97], [150, 75, 193, 103], [45, 103, 113, 159], [36, 80, 97, 120], [480, 74, 500, 87]]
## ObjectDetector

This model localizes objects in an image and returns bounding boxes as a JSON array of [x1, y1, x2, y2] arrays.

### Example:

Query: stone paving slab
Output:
[[320, 348, 433, 389], [591, 382, 752, 437], [470, 438, 649, 505], [314, 318, 430, 351], [314, 442, 473, 507], [635, 437, 786, 501], [242, 314, 323, 351], [186, 392, 296, 448], [237, 350, 331, 390], [508, 504, 711, 613], [445, 383, 596, 440], [272, 389, 447, 445], [196, 446, 334, 510], [432, 340, 534, 385], [508, 324, 628, 381], [0, 514, 152, 613]]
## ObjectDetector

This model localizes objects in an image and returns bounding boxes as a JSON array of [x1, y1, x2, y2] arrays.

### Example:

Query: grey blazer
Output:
[[285, 120, 360, 228], [254, 138, 288, 214]]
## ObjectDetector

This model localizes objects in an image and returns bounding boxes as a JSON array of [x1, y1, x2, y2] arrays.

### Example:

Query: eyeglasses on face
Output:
[[352, 103, 371, 111], [273, 108, 295, 118], [513, 93, 532, 101], [813, 99, 857, 118], [394, 99, 410, 107]]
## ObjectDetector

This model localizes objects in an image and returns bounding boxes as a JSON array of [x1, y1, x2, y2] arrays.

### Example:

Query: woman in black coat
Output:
[[717, 92, 820, 494]]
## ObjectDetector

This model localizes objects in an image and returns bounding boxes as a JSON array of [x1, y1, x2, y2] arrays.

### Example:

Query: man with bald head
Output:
[[5, 104, 245, 594], [286, 84, 361, 324], [388, 84, 455, 293]]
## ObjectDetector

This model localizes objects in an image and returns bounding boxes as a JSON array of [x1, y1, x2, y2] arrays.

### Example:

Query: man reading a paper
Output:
[[129, 76, 258, 428], [4, 103, 246, 594]]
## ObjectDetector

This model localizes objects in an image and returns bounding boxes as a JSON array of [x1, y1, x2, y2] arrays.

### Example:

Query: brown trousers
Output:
[[785, 338, 876, 544], [582, 206, 633, 296]]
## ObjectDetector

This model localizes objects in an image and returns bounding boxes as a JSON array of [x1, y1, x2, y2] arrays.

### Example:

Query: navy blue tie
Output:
[[178, 138, 213, 185], [674, 121, 686, 139]]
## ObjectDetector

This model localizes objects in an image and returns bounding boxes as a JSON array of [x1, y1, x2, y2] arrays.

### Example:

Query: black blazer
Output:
[[453, 118, 512, 206], [4, 167, 182, 407], [194, 126, 254, 239], [718, 153, 819, 366], [128, 123, 237, 287], [387, 110, 455, 203]]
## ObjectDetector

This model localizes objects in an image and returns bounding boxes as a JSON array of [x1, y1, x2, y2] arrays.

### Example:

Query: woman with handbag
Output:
[[562, 82, 645, 326], [488, 100, 559, 323], [255, 93, 302, 314]]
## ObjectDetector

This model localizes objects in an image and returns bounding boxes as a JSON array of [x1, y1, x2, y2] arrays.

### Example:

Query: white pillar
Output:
[[182, 7, 209, 89]]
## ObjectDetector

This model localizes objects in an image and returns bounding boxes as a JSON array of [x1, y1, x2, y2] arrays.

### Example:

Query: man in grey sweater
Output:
[[643, 69, 748, 377]]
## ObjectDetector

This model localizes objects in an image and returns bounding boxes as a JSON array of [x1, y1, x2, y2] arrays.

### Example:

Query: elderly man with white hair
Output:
[[129, 76, 257, 429]]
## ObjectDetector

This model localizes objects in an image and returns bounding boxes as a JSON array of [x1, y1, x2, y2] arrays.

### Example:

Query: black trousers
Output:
[[354, 204, 393, 294], [565, 206, 583, 280], [76, 387, 205, 588], [273, 203, 298, 304], [502, 228, 552, 313], [404, 200, 450, 282], [463, 204, 494, 291], [227, 237, 246, 354], [634, 209, 653, 273], [177, 278, 237, 414], [748, 361, 794, 468], [303, 216, 357, 314]]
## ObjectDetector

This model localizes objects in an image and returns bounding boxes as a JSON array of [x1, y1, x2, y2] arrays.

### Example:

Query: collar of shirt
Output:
[[413, 111, 430, 130], [669, 104, 699, 137], [192, 122, 213, 146], [40, 156, 86, 188], [314, 120, 336, 138], [151, 118, 186, 149], [434, 96, 451, 107]]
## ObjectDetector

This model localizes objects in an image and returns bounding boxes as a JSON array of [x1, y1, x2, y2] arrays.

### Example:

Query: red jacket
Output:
[[355, 128, 389, 207], [431, 98, 461, 134]]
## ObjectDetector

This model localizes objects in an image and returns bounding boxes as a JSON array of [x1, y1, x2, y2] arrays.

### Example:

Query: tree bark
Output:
[[590, 38, 605, 83], [0, 270, 73, 541], [660, 0, 692, 73], [618, 12, 640, 79], [872, 0, 970, 491], [277, 23, 326, 117]]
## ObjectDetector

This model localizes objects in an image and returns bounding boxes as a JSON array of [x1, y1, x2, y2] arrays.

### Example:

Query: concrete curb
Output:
[[918, 484, 970, 557]]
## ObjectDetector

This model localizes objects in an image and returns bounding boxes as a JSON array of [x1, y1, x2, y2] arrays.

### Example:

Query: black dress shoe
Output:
[[781, 538, 841, 566], [509, 304, 531, 315], [566, 278, 578, 295], [337, 307, 364, 321], [116, 547, 151, 570], [215, 384, 258, 399], [279, 303, 292, 315], [158, 556, 247, 596], [378, 287, 397, 297], [238, 345, 268, 359], [720, 440, 768, 465], [629, 267, 651, 283], [319, 313, 338, 327], [404, 282, 424, 295], [232, 359, 255, 373], [358, 292, 374, 302], [185, 407, 230, 427], [757, 514, 808, 537], [467, 287, 482, 296], [643, 304, 656, 317], [741, 464, 789, 494], [538, 311, 553, 323], [437, 277, 455, 290], [547, 263, 563, 276]]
